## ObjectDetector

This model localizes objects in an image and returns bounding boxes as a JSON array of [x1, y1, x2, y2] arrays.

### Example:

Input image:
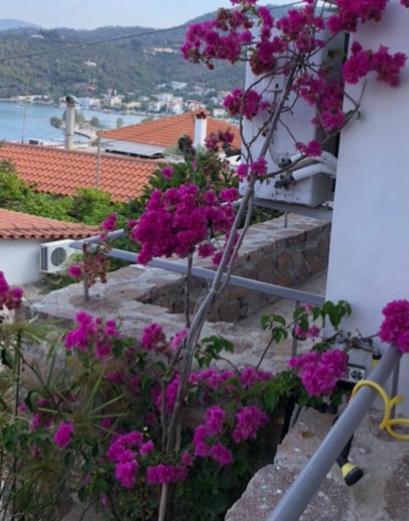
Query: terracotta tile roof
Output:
[[99, 112, 241, 149], [0, 143, 159, 202], [0, 208, 97, 240]]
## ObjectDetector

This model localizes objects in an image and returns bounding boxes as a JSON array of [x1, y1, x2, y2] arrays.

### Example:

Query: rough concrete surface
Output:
[[60, 504, 100, 521], [225, 409, 409, 521]]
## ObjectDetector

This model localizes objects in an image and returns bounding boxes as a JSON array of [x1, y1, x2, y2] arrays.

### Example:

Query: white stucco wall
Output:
[[326, 1, 409, 411], [0, 239, 42, 285]]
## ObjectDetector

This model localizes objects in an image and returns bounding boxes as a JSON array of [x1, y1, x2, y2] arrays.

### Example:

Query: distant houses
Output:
[[99, 111, 241, 159], [0, 110, 241, 285], [0, 112, 240, 201]]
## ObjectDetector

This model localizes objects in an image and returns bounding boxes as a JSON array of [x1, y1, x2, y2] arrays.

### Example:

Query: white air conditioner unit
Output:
[[240, 28, 345, 207], [40, 239, 77, 274]]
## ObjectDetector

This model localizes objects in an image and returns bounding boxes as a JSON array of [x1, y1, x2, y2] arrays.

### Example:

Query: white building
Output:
[[0, 209, 96, 285]]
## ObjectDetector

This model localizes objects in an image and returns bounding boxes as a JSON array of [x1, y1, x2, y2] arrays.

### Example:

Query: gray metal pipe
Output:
[[70, 240, 325, 306], [65, 95, 76, 150], [268, 344, 401, 521]]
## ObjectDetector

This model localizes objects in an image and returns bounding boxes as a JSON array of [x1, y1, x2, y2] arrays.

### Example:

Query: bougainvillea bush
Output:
[[0, 272, 408, 520], [0, 270, 364, 521]]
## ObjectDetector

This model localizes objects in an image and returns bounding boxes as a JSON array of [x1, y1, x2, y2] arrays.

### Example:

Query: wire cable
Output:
[[0, 24, 189, 63], [0, 2, 304, 63]]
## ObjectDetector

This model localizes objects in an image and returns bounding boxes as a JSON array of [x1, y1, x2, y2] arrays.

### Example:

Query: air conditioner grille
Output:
[[40, 246, 48, 271], [50, 247, 67, 267]]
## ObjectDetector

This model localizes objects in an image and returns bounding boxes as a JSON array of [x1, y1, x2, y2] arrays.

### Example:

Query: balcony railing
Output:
[[267, 343, 401, 521]]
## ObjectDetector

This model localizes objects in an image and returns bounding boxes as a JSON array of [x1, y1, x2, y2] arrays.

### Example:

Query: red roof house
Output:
[[99, 111, 241, 158], [0, 143, 159, 202], [0, 208, 97, 285]]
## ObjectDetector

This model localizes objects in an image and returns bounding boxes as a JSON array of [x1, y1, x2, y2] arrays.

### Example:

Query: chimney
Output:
[[193, 110, 208, 148], [65, 95, 76, 150]]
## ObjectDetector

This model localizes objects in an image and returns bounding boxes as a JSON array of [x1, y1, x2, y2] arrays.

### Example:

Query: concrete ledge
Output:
[[225, 408, 409, 521]]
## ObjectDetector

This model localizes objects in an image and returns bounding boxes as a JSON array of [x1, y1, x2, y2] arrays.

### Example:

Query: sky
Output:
[[1, 0, 297, 30]]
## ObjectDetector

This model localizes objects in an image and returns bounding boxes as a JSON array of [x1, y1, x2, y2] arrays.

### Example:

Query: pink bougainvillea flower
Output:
[[161, 166, 174, 179], [236, 163, 249, 180], [67, 264, 83, 280], [140, 323, 166, 351], [131, 184, 235, 265], [170, 328, 188, 351], [232, 405, 268, 443], [378, 299, 409, 353], [0, 271, 23, 311], [296, 140, 321, 157], [139, 440, 154, 456], [146, 463, 188, 485], [115, 460, 138, 489], [210, 442, 233, 466], [53, 421, 74, 449], [292, 324, 321, 340], [64, 312, 119, 359], [289, 349, 348, 397], [101, 213, 117, 232], [250, 157, 267, 177], [204, 405, 226, 436]]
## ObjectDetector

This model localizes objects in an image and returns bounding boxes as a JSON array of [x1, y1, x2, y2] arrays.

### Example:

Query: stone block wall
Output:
[[146, 214, 330, 322], [33, 214, 330, 335]]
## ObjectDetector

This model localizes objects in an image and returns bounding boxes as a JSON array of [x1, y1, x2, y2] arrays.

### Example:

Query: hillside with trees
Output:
[[0, 24, 244, 99], [0, 6, 289, 99]]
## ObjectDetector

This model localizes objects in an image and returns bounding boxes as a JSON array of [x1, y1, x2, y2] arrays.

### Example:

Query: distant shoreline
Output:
[[0, 98, 151, 118]]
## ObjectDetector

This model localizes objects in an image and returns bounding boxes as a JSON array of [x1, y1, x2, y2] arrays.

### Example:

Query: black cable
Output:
[[0, 24, 189, 63], [0, 2, 304, 63]]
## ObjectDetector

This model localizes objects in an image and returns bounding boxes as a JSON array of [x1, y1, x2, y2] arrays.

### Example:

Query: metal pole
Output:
[[291, 300, 300, 356], [69, 240, 325, 306], [267, 345, 401, 521], [65, 96, 76, 151], [390, 358, 400, 420], [82, 244, 90, 301], [83, 274, 90, 301], [96, 137, 102, 187]]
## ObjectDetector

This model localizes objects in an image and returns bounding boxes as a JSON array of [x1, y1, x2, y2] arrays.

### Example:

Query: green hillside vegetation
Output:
[[0, 6, 288, 99], [0, 25, 245, 99], [0, 5, 291, 99]]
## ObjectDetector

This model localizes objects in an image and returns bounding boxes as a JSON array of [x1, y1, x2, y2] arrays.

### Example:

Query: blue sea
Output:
[[0, 101, 144, 144]]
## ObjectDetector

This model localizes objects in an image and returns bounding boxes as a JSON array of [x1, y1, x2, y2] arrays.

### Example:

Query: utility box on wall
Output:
[[240, 28, 344, 207], [243, 172, 334, 207]]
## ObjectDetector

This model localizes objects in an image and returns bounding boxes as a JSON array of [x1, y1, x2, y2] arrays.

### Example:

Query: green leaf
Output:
[[263, 388, 279, 412], [78, 486, 89, 503], [84, 373, 104, 413], [64, 451, 74, 469], [0, 348, 13, 369], [91, 393, 125, 414], [261, 313, 287, 331], [93, 478, 109, 494]]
